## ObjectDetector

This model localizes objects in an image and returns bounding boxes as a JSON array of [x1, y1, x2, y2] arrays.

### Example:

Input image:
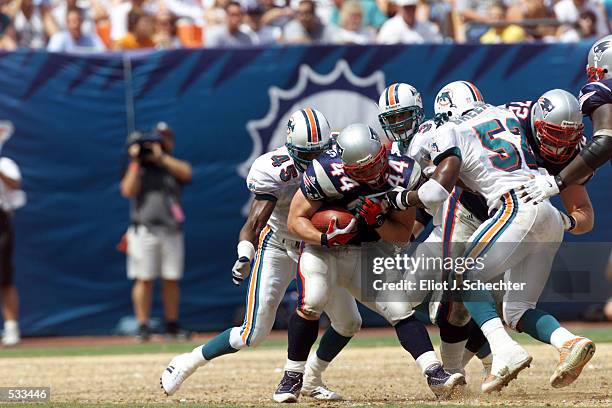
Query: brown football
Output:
[[311, 208, 356, 233]]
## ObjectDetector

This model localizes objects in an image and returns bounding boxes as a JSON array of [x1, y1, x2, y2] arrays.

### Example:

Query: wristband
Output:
[[320, 233, 328, 247], [237, 240, 255, 261], [129, 162, 140, 173], [554, 174, 566, 191], [567, 214, 577, 231]]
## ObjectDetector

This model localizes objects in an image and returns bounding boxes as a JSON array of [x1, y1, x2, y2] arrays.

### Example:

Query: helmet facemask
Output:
[[378, 106, 424, 147], [286, 141, 331, 172], [534, 120, 584, 164], [343, 145, 389, 189]]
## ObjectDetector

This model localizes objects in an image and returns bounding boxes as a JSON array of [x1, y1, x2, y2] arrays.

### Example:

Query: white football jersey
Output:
[[390, 119, 434, 169], [246, 145, 301, 240], [429, 104, 541, 210]]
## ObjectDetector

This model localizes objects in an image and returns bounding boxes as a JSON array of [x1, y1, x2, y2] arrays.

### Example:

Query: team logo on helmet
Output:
[[594, 40, 612, 61], [538, 97, 555, 119], [436, 89, 456, 110], [286, 117, 295, 134]]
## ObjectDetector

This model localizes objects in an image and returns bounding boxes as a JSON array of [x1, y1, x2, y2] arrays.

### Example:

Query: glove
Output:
[[558, 211, 577, 232], [232, 240, 256, 286], [321, 217, 357, 247], [355, 197, 386, 227], [232, 257, 251, 285], [385, 187, 411, 211], [519, 174, 559, 204]]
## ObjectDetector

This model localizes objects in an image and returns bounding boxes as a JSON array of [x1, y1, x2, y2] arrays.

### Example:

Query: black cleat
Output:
[[273, 371, 303, 403], [425, 363, 466, 399]]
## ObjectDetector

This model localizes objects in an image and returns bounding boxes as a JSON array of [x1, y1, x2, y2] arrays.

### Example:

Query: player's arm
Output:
[[287, 189, 324, 245], [375, 208, 416, 244], [559, 185, 594, 235]]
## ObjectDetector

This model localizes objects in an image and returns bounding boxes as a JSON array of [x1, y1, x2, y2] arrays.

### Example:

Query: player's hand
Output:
[[232, 256, 251, 286], [355, 197, 386, 227], [385, 187, 411, 211], [518, 174, 559, 204], [321, 217, 357, 247], [558, 211, 577, 232]]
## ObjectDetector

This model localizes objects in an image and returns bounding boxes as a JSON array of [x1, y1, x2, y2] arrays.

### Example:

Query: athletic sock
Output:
[[550, 327, 576, 349], [416, 351, 440, 374], [518, 308, 562, 345], [440, 340, 467, 372], [315, 326, 352, 362], [284, 359, 307, 373], [465, 320, 488, 353], [463, 290, 498, 327], [202, 328, 238, 360], [480, 318, 517, 355], [304, 354, 329, 385], [394, 315, 436, 363], [287, 312, 319, 362], [191, 345, 208, 366]]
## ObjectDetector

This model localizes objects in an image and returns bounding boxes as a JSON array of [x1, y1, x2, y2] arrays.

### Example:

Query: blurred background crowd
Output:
[[0, 0, 610, 52]]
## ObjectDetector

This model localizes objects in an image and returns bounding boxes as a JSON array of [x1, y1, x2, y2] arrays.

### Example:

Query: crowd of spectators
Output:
[[0, 0, 610, 52]]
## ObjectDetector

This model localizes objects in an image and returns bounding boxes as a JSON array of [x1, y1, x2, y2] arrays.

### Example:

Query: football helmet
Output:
[[434, 80, 484, 118], [377, 83, 424, 146], [337, 123, 388, 188], [530, 89, 584, 164], [286, 108, 332, 172], [587, 34, 612, 82]]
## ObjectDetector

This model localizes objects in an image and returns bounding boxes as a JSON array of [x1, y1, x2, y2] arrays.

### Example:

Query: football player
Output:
[[378, 81, 492, 379], [161, 109, 362, 400], [386, 100, 587, 392], [521, 35, 612, 202], [272, 123, 465, 403]]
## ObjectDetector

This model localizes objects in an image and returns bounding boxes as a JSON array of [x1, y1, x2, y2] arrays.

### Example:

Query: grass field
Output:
[[0, 326, 610, 408]]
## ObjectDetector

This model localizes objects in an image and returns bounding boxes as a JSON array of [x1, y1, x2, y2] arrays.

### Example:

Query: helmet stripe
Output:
[[389, 83, 397, 105], [311, 109, 322, 144], [393, 84, 400, 106], [462, 81, 483, 101], [300, 109, 313, 143], [385, 86, 390, 107], [304, 108, 318, 143]]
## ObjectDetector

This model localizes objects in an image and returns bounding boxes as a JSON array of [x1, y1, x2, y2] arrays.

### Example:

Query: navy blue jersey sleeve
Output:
[[579, 79, 612, 117], [504, 100, 533, 135], [387, 153, 419, 189]]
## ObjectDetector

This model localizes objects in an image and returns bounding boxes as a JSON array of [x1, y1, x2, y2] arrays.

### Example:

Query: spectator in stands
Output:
[[480, 2, 526, 44], [377, 0, 442, 44], [555, 0, 609, 39], [242, 3, 281, 45], [455, 0, 501, 42], [114, 9, 155, 50], [336, 0, 376, 43], [0, 125, 26, 346], [0, 1, 17, 50], [558, 9, 599, 42], [153, 9, 181, 48], [205, 1, 253, 47], [47, 7, 105, 52], [110, 0, 157, 42], [164, 0, 205, 27], [120, 123, 192, 342], [204, 0, 229, 29], [282, 0, 336, 43], [13, 0, 59, 48], [51, 0, 104, 36], [261, 0, 294, 28], [330, 0, 387, 30]]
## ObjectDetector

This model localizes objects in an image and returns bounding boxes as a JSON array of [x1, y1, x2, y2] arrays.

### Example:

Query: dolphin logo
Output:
[[436, 90, 456, 109]]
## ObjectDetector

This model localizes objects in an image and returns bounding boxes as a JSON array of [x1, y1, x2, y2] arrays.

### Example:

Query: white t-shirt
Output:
[[13, 7, 47, 49], [335, 27, 376, 44], [554, 0, 608, 38], [0, 157, 25, 212], [47, 31, 106, 53], [377, 14, 442, 44]]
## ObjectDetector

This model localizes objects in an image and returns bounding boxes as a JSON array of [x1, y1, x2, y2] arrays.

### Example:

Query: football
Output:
[[311, 208, 356, 233]]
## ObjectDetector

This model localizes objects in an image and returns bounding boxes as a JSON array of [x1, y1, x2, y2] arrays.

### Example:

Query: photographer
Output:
[[120, 122, 192, 342]]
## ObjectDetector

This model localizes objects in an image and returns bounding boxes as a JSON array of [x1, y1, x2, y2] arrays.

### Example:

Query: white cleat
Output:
[[160, 352, 202, 396], [1, 327, 20, 347], [550, 337, 595, 388], [482, 345, 532, 394], [301, 384, 342, 401]]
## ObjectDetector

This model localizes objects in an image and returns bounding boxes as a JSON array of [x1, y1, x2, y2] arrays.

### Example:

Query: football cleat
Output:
[[482, 345, 532, 393], [425, 363, 466, 399], [273, 370, 303, 403], [160, 352, 203, 396], [300, 383, 342, 401], [550, 337, 595, 388]]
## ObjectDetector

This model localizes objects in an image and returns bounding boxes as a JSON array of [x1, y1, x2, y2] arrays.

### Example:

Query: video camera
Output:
[[127, 130, 163, 161]]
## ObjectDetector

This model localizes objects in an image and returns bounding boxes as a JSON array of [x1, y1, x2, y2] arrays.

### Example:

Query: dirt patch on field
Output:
[[1, 344, 610, 406]]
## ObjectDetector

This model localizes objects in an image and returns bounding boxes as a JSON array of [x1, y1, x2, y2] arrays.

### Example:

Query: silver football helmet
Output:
[[587, 34, 612, 82], [530, 89, 584, 164], [286, 108, 332, 171], [377, 83, 424, 146], [434, 80, 484, 118], [336, 123, 388, 188]]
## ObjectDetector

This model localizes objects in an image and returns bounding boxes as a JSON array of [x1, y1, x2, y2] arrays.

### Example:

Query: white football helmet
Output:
[[336, 123, 388, 188], [286, 108, 332, 171], [377, 83, 424, 146], [434, 80, 484, 119], [587, 34, 612, 82], [530, 89, 584, 164]]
